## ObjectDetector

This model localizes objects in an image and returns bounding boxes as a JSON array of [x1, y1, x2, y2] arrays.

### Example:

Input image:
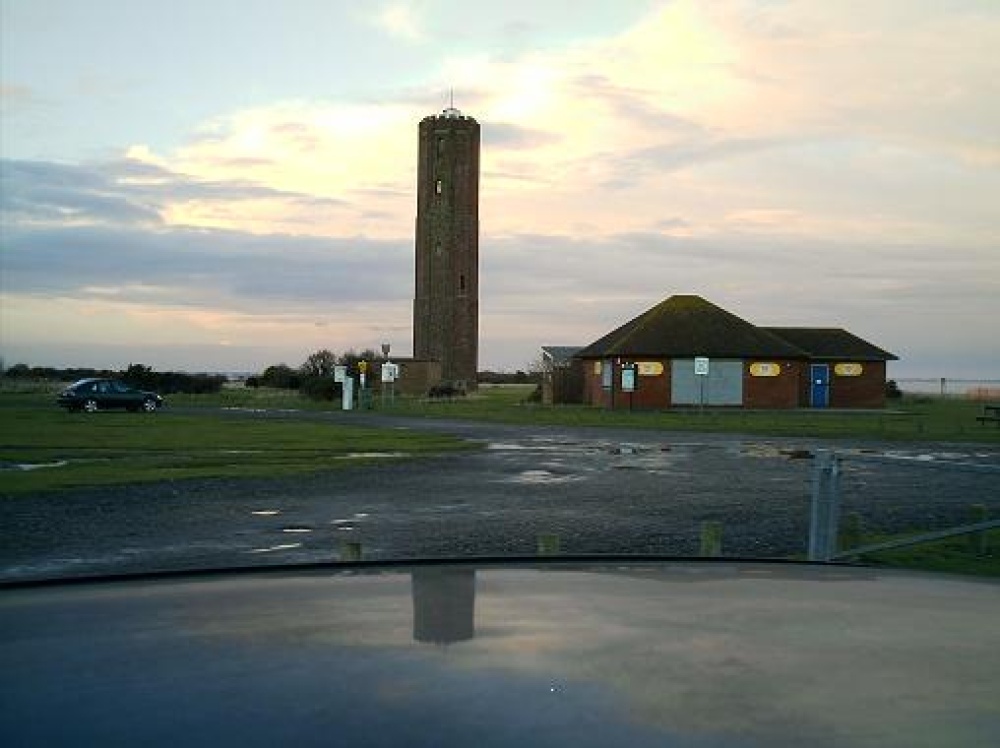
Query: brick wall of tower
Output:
[[413, 113, 480, 388]]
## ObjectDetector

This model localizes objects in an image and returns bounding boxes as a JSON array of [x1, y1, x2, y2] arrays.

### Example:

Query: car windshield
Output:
[[1, 2, 997, 584]]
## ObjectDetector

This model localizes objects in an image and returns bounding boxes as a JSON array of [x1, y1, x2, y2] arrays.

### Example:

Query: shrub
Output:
[[300, 376, 342, 401]]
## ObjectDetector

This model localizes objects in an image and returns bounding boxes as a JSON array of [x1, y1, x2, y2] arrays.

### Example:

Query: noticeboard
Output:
[[694, 357, 710, 376], [621, 367, 636, 392]]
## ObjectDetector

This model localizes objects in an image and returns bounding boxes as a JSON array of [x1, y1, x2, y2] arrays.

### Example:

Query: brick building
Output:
[[412, 106, 480, 391], [576, 295, 896, 409]]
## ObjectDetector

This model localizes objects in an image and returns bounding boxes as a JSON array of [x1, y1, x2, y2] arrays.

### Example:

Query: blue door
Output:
[[810, 364, 830, 408]]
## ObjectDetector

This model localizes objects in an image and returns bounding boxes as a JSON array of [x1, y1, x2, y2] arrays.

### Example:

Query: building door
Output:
[[810, 364, 830, 408]]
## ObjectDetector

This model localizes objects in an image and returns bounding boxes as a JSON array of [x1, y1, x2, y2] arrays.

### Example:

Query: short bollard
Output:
[[969, 505, 988, 555], [339, 541, 363, 562], [700, 522, 723, 557], [839, 512, 864, 554], [537, 534, 561, 555]]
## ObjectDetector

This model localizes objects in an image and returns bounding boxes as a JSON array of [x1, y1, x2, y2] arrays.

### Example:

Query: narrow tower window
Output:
[[459, 274, 466, 293], [435, 180, 443, 194]]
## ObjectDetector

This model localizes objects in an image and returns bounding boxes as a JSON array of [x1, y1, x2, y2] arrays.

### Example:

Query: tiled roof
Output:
[[541, 346, 583, 366], [575, 295, 808, 359], [763, 328, 898, 361]]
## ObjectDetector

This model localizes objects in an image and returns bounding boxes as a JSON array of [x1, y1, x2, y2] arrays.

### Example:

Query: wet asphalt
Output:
[[2, 411, 998, 581]]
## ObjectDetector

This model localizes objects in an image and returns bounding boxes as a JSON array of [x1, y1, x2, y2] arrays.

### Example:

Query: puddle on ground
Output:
[[336, 452, 407, 460], [9, 460, 70, 471], [282, 527, 312, 533], [504, 469, 584, 485], [247, 543, 302, 554], [251, 510, 281, 516]]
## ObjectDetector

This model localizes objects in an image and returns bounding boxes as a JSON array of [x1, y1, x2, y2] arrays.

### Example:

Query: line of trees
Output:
[[1, 362, 226, 394], [2, 351, 542, 401]]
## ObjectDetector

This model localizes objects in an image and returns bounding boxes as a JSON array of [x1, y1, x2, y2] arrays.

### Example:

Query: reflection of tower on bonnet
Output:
[[413, 104, 480, 390]]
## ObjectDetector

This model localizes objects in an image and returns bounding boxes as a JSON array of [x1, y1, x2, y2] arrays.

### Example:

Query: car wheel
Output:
[[83, 399, 99, 413], [142, 398, 159, 412]]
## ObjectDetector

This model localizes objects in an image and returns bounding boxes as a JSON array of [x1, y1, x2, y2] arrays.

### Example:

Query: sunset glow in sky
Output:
[[2, 0, 998, 376]]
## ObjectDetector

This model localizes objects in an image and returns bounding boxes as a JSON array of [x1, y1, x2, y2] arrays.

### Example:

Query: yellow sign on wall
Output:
[[637, 361, 664, 376], [749, 362, 781, 377], [835, 363, 864, 377]]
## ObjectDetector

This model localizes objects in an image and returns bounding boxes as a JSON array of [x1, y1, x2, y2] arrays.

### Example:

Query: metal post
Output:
[[808, 451, 842, 561]]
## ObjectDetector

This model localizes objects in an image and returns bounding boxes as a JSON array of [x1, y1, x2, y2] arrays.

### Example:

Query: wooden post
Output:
[[969, 504, 988, 555], [700, 521, 723, 557], [537, 533, 561, 555], [839, 512, 864, 554], [339, 541, 362, 562]]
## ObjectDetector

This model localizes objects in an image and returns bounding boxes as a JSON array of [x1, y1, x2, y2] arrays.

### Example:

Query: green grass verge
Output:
[[0, 400, 472, 494], [853, 530, 1000, 577], [383, 387, 996, 443], [10, 381, 998, 443]]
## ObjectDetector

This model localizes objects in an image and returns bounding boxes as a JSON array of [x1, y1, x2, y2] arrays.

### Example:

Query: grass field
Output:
[[6, 380, 1000, 443], [856, 530, 1000, 577], [181, 382, 998, 443], [160, 384, 1000, 444], [0, 396, 471, 494], [381, 386, 1000, 443]]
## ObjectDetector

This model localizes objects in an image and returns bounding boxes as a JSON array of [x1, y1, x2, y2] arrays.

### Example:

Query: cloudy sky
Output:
[[2, 1, 998, 377]]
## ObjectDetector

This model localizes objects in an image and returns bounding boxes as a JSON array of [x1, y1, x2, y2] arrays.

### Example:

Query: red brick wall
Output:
[[830, 361, 887, 408], [581, 357, 887, 409], [581, 358, 671, 409], [798, 361, 888, 408], [744, 360, 802, 408], [627, 363, 670, 409]]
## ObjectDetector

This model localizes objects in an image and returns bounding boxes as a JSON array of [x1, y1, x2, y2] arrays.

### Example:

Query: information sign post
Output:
[[694, 357, 710, 411]]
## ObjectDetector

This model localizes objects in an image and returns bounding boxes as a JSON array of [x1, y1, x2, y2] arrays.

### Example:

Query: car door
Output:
[[107, 380, 138, 409]]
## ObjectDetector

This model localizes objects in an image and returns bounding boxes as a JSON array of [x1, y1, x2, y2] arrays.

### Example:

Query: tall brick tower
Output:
[[413, 106, 480, 389]]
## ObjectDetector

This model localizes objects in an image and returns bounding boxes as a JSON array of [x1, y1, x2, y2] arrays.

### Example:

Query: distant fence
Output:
[[895, 378, 1000, 399]]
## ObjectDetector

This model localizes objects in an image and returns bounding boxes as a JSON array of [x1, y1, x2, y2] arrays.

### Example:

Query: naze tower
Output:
[[412, 106, 480, 389]]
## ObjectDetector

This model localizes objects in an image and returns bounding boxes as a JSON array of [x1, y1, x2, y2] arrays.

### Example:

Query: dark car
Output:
[[56, 378, 163, 413]]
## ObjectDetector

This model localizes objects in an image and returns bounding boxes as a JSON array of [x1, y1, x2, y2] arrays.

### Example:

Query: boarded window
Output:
[[670, 359, 743, 406]]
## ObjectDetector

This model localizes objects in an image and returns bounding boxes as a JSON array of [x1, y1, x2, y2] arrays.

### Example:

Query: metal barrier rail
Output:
[[808, 451, 1000, 561]]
